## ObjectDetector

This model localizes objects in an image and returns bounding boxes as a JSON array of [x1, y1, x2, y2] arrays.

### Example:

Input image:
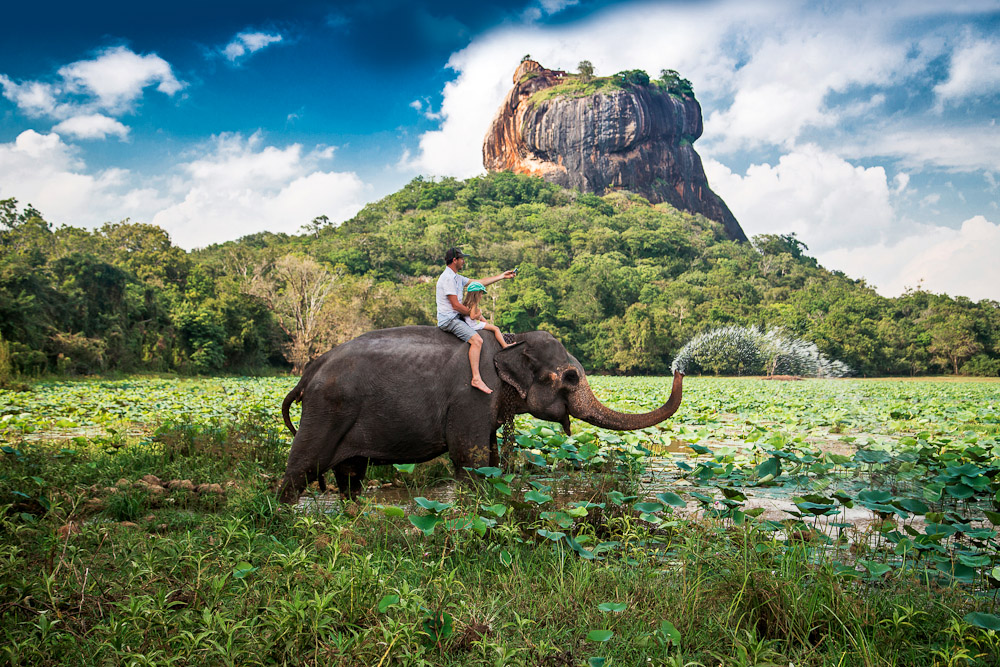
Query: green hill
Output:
[[2, 172, 998, 379]]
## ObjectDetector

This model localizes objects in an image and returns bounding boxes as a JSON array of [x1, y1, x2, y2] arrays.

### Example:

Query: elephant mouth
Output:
[[560, 414, 572, 435]]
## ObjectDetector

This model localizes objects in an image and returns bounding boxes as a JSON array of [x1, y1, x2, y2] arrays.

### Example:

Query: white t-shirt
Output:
[[436, 266, 469, 325]]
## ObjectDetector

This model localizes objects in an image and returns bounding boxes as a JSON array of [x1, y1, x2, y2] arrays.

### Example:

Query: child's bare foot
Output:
[[472, 377, 493, 394]]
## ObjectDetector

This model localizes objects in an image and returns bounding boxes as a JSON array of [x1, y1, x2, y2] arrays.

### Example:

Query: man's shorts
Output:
[[439, 316, 478, 342]]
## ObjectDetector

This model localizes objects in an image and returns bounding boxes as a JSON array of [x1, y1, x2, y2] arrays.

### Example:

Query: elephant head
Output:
[[494, 331, 683, 433]]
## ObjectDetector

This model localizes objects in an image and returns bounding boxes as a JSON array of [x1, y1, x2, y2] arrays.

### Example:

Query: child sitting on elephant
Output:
[[461, 282, 510, 349]]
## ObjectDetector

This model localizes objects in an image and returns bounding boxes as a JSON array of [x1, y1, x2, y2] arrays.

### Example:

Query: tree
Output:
[[616, 69, 650, 86], [577, 60, 594, 82], [246, 254, 339, 373], [926, 309, 982, 374], [658, 68, 694, 97]]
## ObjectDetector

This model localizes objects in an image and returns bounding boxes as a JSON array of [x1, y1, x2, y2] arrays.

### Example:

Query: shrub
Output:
[[961, 354, 1000, 377]]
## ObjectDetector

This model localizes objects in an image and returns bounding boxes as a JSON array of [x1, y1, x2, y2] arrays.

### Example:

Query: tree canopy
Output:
[[1, 177, 997, 379]]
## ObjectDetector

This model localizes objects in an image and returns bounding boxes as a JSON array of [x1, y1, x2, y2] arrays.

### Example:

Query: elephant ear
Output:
[[494, 342, 533, 400]]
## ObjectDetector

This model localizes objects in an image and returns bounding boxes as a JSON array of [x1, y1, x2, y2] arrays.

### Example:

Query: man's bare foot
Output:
[[471, 377, 493, 394]]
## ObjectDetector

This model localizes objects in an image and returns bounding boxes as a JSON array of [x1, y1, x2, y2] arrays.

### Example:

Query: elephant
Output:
[[277, 325, 683, 503]]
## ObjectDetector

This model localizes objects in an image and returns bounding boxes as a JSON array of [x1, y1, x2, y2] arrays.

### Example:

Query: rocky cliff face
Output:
[[483, 60, 747, 242]]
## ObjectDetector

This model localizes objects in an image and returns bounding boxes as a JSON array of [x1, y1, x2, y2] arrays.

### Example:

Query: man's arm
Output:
[[447, 294, 472, 316], [476, 270, 516, 287]]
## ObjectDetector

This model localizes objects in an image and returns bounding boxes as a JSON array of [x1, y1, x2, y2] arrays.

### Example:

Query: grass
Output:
[[527, 75, 627, 105], [0, 440, 997, 664], [2, 376, 1000, 664]]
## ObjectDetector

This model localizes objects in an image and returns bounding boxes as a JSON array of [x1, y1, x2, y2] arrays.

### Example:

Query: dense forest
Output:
[[2, 172, 998, 381]]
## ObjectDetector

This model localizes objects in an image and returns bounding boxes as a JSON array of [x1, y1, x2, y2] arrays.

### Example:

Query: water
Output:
[[671, 326, 851, 378]]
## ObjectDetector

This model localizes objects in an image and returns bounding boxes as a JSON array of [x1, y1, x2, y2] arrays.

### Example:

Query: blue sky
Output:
[[1, 0, 998, 301]]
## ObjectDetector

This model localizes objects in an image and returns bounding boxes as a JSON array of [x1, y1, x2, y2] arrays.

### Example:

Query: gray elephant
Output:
[[277, 326, 683, 503]]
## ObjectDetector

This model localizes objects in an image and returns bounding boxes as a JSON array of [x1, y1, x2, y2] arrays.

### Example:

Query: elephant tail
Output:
[[282, 351, 331, 436], [282, 385, 303, 435]]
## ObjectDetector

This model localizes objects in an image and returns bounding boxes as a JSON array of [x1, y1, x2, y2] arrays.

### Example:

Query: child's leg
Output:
[[483, 323, 509, 348]]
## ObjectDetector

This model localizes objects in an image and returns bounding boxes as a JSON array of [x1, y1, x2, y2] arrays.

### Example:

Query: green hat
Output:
[[466, 282, 486, 293]]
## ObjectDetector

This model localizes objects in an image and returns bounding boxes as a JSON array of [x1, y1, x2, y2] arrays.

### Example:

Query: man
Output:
[[436, 247, 515, 394]]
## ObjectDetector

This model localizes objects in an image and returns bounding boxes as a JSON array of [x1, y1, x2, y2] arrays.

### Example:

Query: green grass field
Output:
[[2, 376, 1000, 665]]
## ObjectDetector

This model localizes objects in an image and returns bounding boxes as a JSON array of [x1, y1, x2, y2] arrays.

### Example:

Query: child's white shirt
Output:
[[463, 315, 486, 331]]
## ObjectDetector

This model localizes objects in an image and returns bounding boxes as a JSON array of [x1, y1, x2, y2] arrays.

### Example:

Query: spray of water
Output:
[[670, 326, 852, 378]]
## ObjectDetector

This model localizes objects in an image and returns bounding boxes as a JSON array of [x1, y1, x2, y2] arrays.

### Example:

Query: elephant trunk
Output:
[[569, 371, 683, 431]]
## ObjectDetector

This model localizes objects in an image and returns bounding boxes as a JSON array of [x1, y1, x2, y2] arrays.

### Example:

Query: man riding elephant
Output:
[[435, 247, 515, 394]]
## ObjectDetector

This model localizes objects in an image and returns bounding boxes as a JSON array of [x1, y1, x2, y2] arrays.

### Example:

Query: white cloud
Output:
[[150, 133, 368, 248], [704, 28, 917, 153], [822, 216, 1000, 301], [703, 147, 895, 254], [0, 130, 369, 249], [934, 36, 1000, 106], [538, 0, 580, 16], [0, 46, 182, 124], [222, 31, 284, 62], [0, 76, 60, 117], [0, 130, 168, 226], [893, 172, 909, 193], [53, 114, 130, 140], [57, 46, 183, 113], [841, 123, 1000, 172], [705, 147, 1000, 301]]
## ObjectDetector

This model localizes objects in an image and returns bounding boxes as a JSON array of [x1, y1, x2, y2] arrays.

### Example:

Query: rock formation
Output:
[[483, 60, 748, 242]]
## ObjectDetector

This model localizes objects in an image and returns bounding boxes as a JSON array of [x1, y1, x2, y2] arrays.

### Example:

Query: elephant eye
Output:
[[562, 368, 579, 386]]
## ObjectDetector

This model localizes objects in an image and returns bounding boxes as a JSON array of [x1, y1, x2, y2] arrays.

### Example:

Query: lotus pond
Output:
[[2, 375, 1000, 665]]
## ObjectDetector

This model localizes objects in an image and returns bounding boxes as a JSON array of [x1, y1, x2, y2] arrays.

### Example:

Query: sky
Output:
[[1, 0, 998, 302]]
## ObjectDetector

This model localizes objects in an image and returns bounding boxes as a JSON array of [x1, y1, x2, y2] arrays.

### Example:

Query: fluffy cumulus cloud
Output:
[[52, 114, 130, 140], [703, 147, 896, 253], [151, 133, 368, 248], [0, 130, 167, 226], [705, 151, 1000, 301], [0, 130, 369, 248], [822, 216, 1000, 302], [0, 46, 182, 140], [222, 31, 284, 62], [934, 35, 1000, 106], [56, 46, 182, 113]]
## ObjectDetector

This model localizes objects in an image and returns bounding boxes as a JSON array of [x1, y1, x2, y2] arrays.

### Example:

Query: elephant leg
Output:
[[278, 410, 357, 504], [489, 429, 500, 468], [333, 457, 368, 500], [448, 429, 494, 482], [305, 469, 328, 492]]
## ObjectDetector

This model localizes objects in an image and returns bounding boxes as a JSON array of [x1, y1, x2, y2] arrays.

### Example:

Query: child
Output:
[[462, 282, 510, 349]]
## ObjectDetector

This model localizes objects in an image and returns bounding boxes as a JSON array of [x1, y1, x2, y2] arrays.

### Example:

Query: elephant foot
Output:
[[277, 472, 307, 504], [334, 458, 368, 499]]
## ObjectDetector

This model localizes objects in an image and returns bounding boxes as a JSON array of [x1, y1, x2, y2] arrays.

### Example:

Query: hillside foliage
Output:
[[1, 172, 998, 378]]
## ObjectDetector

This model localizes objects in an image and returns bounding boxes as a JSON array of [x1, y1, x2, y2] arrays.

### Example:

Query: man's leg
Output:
[[468, 334, 492, 394]]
